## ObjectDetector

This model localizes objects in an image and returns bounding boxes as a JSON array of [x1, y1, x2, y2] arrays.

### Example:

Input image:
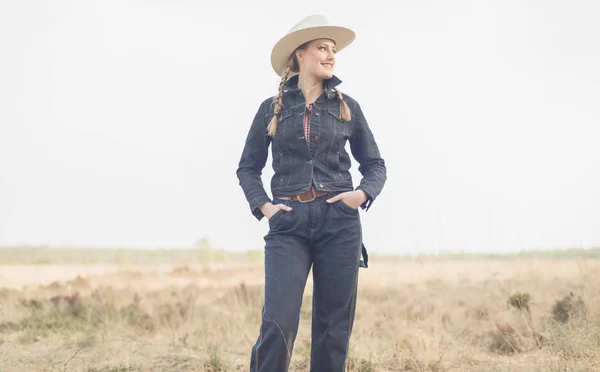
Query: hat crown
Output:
[[287, 14, 331, 34]]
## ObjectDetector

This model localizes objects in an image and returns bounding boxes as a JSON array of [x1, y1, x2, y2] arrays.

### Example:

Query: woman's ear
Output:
[[295, 49, 303, 63]]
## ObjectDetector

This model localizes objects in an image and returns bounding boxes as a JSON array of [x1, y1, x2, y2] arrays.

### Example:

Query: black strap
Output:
[[359, 242, 369, 268]]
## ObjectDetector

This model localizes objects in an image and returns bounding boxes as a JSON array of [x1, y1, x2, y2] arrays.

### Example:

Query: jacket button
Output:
[[313, 135, 319, 140], [319, 184, 324, 188], [315, 112, 320, 116]]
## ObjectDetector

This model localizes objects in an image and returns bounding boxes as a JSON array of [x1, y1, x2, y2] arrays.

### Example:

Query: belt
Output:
[[275, 185, 328, 203]]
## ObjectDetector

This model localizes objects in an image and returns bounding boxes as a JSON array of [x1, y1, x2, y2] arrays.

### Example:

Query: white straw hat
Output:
[[270, 14, 355, 76]]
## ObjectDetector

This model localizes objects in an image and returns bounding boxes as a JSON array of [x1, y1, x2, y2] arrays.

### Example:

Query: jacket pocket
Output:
[[271, 109, 293, 138], [326, 109, 352, 137]]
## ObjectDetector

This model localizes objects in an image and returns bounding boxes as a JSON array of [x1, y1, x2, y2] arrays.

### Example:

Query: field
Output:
[[1, 247, 600, 371]]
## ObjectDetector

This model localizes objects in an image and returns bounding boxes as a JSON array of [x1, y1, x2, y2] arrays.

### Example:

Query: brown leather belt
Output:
[[275, 185, 328, 203]]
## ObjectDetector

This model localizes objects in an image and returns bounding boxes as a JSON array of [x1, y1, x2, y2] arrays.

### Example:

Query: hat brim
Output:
[[271, 25, 355, 76]]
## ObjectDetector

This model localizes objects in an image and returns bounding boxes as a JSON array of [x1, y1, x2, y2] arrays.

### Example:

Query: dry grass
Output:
[[1, 257, 600, 371]]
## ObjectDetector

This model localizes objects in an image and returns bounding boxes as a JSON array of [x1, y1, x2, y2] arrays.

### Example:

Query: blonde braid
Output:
[[266, 64, 292, 137], [334, 87, 351, 121]]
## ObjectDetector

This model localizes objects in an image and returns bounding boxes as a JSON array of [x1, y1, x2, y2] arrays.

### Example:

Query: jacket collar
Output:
[[283, 74, 342, 100]]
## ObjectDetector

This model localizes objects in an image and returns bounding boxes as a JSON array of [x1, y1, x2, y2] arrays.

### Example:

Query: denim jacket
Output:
[[237, 74, 387, 221]]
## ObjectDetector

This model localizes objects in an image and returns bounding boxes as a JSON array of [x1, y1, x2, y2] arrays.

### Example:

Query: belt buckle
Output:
[[295, 187, 317, 203]]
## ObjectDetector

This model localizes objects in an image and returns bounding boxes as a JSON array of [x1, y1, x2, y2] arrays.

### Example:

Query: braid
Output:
[[266, 64, 292, 137], [334, 87, 351, 121]]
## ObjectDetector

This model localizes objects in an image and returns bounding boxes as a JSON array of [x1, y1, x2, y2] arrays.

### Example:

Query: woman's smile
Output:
[[321, 61, 334, 69]]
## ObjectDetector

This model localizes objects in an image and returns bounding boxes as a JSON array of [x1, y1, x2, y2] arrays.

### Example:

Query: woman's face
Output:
[[296, 38, 337, 80]]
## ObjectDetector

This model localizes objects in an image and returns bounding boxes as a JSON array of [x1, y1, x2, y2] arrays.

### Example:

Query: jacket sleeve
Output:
[[349, 102, 387, 211], [236, 99, 273, 221]]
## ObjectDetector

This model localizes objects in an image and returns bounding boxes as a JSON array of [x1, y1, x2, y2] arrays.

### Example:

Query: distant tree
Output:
[[195, 236, 213, 262]]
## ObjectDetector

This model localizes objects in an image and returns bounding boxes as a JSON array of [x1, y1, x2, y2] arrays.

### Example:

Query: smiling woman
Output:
[[236, 14, 387, 372]]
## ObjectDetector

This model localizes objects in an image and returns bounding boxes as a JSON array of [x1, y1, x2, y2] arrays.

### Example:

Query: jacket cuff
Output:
[[355, 186, 376, 212], [250, 195, 272, 221]]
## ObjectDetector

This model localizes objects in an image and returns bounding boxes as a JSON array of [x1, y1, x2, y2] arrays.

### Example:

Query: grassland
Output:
[[1, 246, 599, 371]]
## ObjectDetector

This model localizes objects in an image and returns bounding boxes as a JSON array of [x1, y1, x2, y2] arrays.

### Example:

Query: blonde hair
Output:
[[334, 87, 352, 122], [267, 43, 351, 137], [266, 62, 292, 137]]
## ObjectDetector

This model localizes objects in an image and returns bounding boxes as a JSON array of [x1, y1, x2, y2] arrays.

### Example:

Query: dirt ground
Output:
[[1, 259, 599, 371]]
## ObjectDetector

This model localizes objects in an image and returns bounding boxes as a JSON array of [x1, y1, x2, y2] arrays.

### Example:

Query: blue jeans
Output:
[[250, 191, 365, 372]]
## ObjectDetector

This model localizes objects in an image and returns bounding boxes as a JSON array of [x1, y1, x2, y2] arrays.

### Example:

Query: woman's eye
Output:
[[318, 45, 336, 54]]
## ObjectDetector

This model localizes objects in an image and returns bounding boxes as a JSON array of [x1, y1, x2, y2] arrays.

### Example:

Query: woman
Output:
[[236, 14, 387, 372]]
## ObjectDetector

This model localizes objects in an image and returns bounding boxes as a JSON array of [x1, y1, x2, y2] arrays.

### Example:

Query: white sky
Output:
[[1, 0, 599, 255]]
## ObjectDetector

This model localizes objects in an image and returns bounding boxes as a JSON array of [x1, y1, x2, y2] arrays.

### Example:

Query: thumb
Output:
[[281, 204, 293, 211]]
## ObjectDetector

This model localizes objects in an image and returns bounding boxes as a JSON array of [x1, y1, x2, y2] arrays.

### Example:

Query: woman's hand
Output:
[[326, 190, 367, 210], [260, 202, 293, 220]]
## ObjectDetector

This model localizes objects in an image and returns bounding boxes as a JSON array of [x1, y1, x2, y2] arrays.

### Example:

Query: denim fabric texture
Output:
[[236, 74, 387, 221], [250, 192, 363, 372], [237, 74, 387, 372]]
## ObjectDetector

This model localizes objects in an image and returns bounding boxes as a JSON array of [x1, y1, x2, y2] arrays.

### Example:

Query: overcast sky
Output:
[[1, 0, 599, 255]]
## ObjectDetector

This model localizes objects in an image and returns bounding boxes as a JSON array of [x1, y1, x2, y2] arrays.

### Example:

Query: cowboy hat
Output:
[[270, 14, 355, 76]]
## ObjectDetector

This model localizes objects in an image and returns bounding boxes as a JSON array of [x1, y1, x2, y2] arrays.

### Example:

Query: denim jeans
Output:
[[250, 191, 363, 372]]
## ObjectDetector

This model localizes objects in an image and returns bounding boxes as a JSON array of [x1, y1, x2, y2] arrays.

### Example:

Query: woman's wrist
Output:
[[356, 190, 368, 204], [259, 202, 272, 214]]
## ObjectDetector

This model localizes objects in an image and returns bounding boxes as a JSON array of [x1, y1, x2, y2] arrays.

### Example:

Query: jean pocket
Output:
[[267, 199, 291, 224], [268, 209, 285, 222], [335, 199, 358, 215]]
